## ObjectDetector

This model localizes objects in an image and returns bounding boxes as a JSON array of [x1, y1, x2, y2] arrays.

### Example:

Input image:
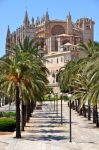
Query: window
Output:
[[51, 25, 65, 35], [61, 57, 63, 62], [53, 79, 55, 83], [86, 25, 90, 29], [64, 47, 67, 51]]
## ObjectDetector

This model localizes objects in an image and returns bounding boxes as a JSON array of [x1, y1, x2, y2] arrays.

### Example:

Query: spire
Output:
[[23, 10, 30, 27], [6, 25, 11, 53], [7, 25, 10, 37], [32, 17, 35, 26], [67, 12, 71, 21], [68, 12, 71, 18], [36, 16, 41, 26], [66, 12, 73, 35], [45, 9, 49, 21]]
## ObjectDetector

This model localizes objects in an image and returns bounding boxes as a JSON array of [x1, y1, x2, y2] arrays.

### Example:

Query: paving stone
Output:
[[1, 101, 99, 150]]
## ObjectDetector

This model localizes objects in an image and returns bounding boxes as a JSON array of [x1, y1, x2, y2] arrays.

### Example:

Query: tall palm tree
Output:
[[0, 50, 48, 138], [84, 60, 99, 125], [16, 36, 49, 126], [58, 58, 85, 93]]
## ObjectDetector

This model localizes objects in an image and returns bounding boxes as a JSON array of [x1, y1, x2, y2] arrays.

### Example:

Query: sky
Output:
[[0, 0, 99, 56]]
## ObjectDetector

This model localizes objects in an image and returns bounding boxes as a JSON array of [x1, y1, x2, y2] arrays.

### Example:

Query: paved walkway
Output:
[[0, 102, 15, 112], [0, 101, 99, 150]]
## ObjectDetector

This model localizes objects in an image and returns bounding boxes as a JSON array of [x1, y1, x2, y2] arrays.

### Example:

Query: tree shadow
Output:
[[27, 129, 66, 134], [23, 134, 68, 141]]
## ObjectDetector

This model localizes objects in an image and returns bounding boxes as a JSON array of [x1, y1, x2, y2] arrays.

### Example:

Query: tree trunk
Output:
[[72, 101, 75, 110], [75, 100, 78, 111], [96, 111, 99, 127], [5, 97, 8, 105], [77, 100, 80, 113], [21, 101, 26, 131], [79, 107, 83, 115], [83, 104, 86, 117], [16, 85, 21, 138], [93, 105, 97, 124], [30, 101, 35, 113], [88, 102, 91, 120], [95, 104, 99, 127], [26, 103, 30, 122]]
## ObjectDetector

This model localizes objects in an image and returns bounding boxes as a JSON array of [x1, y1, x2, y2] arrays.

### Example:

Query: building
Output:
[[5, 11, 95, 93]]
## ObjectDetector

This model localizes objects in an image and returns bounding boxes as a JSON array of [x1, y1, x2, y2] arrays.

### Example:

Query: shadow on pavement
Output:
[[23, 134, 68, 141]]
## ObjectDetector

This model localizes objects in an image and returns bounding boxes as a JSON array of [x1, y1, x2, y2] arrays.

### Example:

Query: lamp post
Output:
[[68, 93, 72, 142], [49, 91, 52, 110], [56, 93, 58, 116], [54, 94, 55, 111], [60, 92, 63, 124]]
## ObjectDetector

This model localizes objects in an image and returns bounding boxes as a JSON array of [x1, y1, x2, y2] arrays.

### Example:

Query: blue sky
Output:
[[0, 0, 99, 56]]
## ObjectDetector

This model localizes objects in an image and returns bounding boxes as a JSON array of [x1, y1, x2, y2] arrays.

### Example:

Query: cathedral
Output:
[[5, 10, 94, 54], [5, 11, 95, 93]]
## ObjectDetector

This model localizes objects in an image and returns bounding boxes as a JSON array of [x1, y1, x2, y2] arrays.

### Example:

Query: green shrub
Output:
[[0, 112, 16, 119], [0, 112, 3, 117], [62, 95, 69, 101], [0, 118, 16, 132]]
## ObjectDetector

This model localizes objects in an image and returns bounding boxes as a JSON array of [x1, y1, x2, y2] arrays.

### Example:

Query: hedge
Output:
[[0, 118, 16, 132], [0, 112, 16, 119]]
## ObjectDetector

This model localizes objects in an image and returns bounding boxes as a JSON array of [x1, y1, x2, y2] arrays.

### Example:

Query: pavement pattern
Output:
[[0, 101, 99, 150]]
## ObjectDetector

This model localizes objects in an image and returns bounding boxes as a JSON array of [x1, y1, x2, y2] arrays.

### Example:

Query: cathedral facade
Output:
[[5, 10, 94, 54], [5, 11, 95, 93]]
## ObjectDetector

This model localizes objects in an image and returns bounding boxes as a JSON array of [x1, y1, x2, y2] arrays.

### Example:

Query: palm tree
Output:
[[14, 36, 45, 59], [58, 40, 99, 126], [84, 60, 99, 126], [15, 37, 49, 130], [78, 40, 99, 59], [58, 58, 85, 93], [0, 54, 33, 137], [0, 50, 48, 138]]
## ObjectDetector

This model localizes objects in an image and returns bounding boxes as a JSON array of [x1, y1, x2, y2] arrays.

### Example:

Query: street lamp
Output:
[[68, 93, 72, 142], [60, 92, 63, 124], [55, 93, 58, 116], [54, 93, 55, 111]]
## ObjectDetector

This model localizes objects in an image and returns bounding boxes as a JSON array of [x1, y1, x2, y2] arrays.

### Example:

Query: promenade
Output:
[[0, 101, 99, 150]]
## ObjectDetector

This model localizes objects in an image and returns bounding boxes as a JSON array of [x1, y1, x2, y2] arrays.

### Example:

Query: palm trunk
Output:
[[5, 97, 8, 105], [83, 104, 86, 117], [77, 100, 80, 113], [21, 101, 26, 131], [72, 101, 75, 110], [79, 107, 83, 115], [95, 104, 99, 127], [75, 100, 78, 111], [31, 101, 36, 113], [16, 85, 21, 138], [78, 100, 83, 115], [26, 103, 30, 122], [93, 105, 97, 124], [88, 101, 91, 120]]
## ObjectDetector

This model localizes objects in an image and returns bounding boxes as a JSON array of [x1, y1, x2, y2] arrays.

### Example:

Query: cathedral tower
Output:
[[66, 12, 73, 35], [5, 25, 11, 54], [76, 18, 95, 42], [23, 10, 30, 27]]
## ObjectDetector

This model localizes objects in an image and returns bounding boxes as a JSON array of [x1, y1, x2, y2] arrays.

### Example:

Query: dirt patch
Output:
[[0, 132, 13, 135]]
